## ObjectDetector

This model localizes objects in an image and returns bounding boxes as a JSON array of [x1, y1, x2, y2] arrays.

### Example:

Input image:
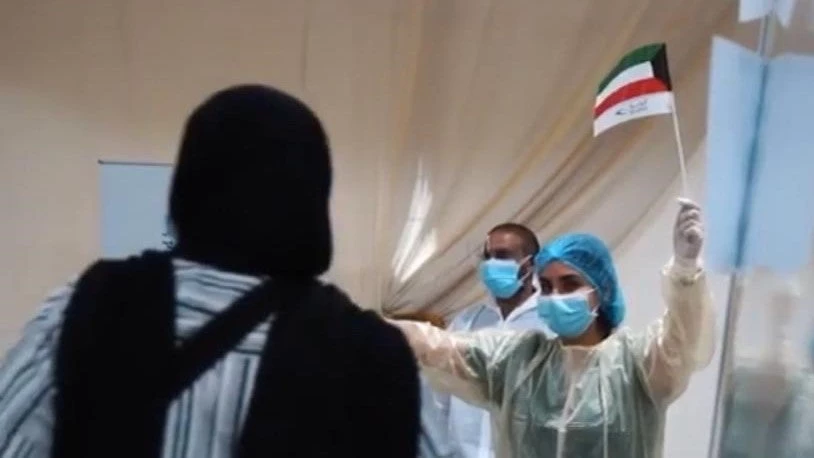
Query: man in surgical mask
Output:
[[424, 223, 551, 458]]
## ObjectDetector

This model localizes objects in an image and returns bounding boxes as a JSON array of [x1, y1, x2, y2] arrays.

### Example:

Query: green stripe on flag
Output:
[[650, 45, 672, 91], [597, 43, 666, 94]]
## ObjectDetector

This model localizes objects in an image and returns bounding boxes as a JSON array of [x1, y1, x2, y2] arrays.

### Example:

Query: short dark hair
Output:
[[485, 223, 540, 257], [596, 310, 613, 336]]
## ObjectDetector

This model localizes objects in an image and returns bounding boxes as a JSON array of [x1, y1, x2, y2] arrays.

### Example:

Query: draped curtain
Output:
[[0, 0, 737, 328], [310, 0, 737, 317]]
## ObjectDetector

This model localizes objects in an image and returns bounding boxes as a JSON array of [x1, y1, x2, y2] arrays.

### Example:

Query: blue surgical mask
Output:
[[479, 258, 530, 299], [537, 290, 597, 337]]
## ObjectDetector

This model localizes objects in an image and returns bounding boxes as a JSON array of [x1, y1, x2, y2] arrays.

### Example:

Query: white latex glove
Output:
[[673, 197, 703, 266]]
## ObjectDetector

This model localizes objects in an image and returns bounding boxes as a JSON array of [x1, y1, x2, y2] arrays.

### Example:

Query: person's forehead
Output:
[[540, 261, 582, 279], [486, 230, 523, 250]]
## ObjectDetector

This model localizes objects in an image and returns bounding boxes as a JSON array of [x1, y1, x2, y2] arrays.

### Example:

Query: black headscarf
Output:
[[52, 85, 420, 458], [169, 84, 332, 277]]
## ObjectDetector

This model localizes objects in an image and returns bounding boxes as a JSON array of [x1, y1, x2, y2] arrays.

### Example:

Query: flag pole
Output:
[[669, 95, 690, 197]]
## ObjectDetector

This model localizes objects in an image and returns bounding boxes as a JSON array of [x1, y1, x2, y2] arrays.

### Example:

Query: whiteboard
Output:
[[99, 161, 175, 258]]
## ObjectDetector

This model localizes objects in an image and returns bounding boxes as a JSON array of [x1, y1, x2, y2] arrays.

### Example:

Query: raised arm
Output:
[[387, 319, 531, 408], [639, 199, 716, 404], [386, 319, 490, 406]]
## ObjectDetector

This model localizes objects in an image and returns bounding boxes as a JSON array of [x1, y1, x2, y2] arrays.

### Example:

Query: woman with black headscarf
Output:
[[0, 85, 420, 458]]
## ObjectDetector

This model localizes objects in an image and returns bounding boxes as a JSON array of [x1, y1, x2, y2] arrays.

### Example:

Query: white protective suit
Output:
[[391, 259, 715, 458], [436, 290, 552, 458]]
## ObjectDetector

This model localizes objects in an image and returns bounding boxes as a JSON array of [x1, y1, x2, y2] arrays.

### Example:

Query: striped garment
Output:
[[0, 259, 273, 458]]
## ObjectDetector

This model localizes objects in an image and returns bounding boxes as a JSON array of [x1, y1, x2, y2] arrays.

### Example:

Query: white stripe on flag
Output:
[[595, 61, 655, 108], [593, 92, 673, 137]]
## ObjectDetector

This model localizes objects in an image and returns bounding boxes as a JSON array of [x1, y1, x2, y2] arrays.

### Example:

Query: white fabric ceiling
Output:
[[0, 0, 740, 320]]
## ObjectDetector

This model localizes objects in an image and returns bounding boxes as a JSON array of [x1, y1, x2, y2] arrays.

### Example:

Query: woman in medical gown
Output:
[[390, 199, 715, 457]]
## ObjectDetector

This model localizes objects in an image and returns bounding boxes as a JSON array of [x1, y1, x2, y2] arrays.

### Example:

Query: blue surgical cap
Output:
[[535, 233, 626, 328]]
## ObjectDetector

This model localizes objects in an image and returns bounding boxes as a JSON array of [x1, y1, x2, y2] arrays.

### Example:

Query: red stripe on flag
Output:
[[593, 78, 670, 118]]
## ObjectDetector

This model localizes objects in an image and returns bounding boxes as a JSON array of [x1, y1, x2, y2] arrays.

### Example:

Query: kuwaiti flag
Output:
[[593, 43, 674, 136]]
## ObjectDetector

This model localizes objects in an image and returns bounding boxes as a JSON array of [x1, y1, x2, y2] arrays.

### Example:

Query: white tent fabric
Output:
[[9, 3, 814, 456], [0, 1, 737, 339]]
